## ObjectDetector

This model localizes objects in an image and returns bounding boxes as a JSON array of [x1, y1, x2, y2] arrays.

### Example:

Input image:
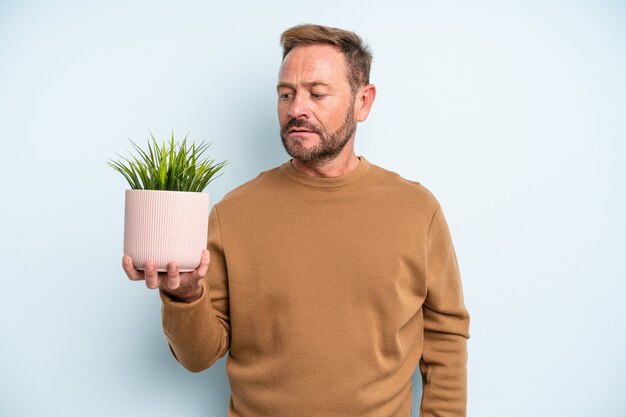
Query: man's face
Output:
[[277, 44, 357, 166]]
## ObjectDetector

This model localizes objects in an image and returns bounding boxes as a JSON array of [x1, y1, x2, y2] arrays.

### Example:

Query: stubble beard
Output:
[[280, 101, 357, 168]]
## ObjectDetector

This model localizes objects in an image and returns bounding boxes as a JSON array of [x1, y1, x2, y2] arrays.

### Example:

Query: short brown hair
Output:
[[280, 24, 372, 94]]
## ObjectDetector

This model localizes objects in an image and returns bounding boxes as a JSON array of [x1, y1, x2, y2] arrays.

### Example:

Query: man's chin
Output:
[[286, 148, 315, 161], [287, 131, 319, 140], [283, 136, 316, 151]]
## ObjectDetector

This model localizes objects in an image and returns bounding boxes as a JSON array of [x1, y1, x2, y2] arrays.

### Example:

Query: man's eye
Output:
[[311, 93, 325, 99], [279, 93, 293, 101]]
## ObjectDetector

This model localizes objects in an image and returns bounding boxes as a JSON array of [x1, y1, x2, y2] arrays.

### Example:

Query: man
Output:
[[123, 24, 470, 417]]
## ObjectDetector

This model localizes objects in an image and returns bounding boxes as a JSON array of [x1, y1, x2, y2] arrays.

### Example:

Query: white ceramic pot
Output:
[[124, 189, 210, 272]]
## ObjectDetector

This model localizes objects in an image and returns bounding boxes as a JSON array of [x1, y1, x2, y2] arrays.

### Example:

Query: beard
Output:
[[280, 101, 356, 168]]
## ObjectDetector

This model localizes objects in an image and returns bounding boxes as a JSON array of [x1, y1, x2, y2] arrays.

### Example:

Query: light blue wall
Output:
[[1, 1, 624, 416]]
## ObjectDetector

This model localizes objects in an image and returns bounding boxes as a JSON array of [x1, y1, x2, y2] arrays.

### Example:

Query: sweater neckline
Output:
[[279, 156, 371, 189]]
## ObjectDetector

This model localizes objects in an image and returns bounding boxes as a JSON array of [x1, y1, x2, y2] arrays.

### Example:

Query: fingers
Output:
[[195, 249, 211, 278], [144, 260, 160, 289], [166, 261, 181, 290], [138, 259, 181, 291], [124, 252, 209, 291], [122, 255, 143, 281]]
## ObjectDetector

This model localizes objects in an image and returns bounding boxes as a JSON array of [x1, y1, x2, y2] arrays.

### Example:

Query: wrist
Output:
[[161, 282, 204, 303]]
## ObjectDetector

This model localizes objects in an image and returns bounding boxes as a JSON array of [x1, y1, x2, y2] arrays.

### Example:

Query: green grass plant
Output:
[[107, 131, 227, 192]]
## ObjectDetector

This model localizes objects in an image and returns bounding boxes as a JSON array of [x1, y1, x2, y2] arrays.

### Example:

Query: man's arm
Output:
[[159, 205, 231, 372], [420, 205, 471, 417]]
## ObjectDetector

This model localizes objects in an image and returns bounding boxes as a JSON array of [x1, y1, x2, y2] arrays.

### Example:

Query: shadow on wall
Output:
[[145, 311, 232, 413], [411, 371, 424, 416], [222, 74, 289, 183], [243, 111, 287, 176]]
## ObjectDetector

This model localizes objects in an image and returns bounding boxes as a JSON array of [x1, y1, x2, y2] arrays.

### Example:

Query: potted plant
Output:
[[107, 131, 227, 272]]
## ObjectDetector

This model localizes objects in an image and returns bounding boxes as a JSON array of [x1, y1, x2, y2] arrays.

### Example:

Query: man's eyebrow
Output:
[[276, 82, 293, 91], [276, 81, 333, 90]]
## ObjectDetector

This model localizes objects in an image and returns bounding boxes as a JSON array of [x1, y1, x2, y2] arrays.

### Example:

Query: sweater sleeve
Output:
[[159, 205, 230, 373], [419, 205, 470, 417]]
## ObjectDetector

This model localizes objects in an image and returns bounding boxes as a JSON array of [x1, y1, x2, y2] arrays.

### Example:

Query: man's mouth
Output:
[[282, 119, 320, 136]]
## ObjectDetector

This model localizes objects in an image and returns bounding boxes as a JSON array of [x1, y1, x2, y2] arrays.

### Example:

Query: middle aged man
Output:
[[123, 24, 470, 417]]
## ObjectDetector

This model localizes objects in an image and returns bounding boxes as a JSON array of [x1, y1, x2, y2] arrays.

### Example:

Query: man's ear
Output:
[[355, 84, 377, 122]]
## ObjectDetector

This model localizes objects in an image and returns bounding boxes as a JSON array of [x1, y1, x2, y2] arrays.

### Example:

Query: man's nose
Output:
[[287, 94, 311, 119]]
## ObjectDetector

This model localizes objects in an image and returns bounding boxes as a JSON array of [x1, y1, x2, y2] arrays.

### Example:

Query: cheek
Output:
[[322, 109, 344, 128]]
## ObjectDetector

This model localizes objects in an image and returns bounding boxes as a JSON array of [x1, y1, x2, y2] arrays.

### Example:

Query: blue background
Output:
[[1, 1, 625, 416]]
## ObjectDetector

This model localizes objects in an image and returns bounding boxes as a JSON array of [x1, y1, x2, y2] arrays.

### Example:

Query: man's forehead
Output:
[[278, 44, 348, 86], [283, 43, 344, 63]]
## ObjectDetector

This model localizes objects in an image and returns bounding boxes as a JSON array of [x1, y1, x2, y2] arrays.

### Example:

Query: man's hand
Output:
[[122, 250, 211, 303]]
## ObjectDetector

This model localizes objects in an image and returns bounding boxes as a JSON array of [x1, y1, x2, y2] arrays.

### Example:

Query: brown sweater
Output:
[[160, 156, 470, 417]]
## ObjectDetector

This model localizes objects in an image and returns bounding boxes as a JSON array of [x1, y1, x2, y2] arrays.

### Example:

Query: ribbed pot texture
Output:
[[124, 189, 210, 272]]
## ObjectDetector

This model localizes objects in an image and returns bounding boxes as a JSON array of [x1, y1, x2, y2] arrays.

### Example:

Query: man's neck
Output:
[[291, 147, 360, 178]]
